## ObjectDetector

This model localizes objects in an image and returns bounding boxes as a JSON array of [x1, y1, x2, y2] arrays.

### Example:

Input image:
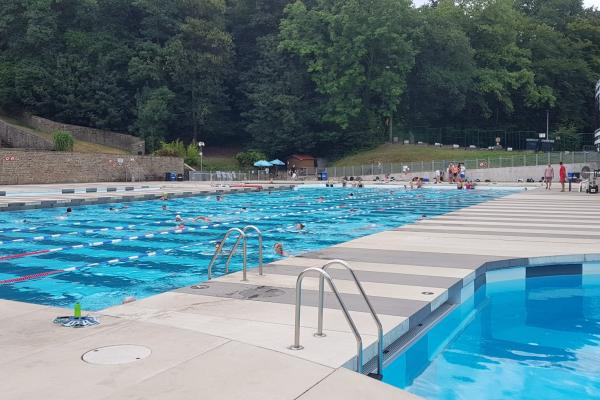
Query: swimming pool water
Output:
[[0, 186, 511, 310], [383, 273, 600, 399]]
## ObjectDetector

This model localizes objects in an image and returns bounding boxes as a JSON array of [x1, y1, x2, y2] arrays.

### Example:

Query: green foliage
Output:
[[0, 0, 598, 156], [155, 139, 203, 166], [52, 131, 74, 152], [554, 124, 581, 151], [235, 150, 268, 168], [155, 139, 186, 158]]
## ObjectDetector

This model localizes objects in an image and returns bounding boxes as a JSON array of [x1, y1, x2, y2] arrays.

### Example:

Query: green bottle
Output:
[[74, 302, 81, 318]]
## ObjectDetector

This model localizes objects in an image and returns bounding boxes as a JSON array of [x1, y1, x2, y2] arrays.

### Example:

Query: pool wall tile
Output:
[[486, 267, 526, 283], [526, 263, 582, 277]]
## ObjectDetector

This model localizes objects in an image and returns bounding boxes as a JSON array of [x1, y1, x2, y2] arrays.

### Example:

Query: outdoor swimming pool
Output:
[[0, 186, 512, 310], [383, 271, 600, 399]]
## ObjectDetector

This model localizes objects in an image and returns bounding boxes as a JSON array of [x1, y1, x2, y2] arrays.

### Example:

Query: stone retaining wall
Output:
[[23, 115, 145, 154], [0, 149, 182, 184], [0, 119, 53, 150]]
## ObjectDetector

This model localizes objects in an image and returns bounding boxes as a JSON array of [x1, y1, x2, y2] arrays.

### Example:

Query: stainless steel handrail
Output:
[[243, 225, 263, 276], [317, 260, 383, 378], [207, 228, 246, 280], [226, 225, 263, 280], [288, 267, 363, 373]]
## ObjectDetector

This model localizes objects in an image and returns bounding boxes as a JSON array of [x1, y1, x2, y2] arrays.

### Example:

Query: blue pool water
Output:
[[0, 186, 512, 310], [383, 272, 600, 399]]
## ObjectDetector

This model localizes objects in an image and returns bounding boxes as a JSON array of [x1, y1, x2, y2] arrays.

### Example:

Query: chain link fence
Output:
[[328, 151, 600, 178]]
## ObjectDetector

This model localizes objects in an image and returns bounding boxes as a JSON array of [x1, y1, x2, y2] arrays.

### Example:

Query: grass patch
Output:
[[332, 144, 525, 166], [200, 155, 240, 171], [0, 115, 127, 155]]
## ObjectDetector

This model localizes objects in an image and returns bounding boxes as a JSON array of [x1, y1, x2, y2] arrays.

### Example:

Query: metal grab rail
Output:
[[227, 225, 264, 280], [317, 260, 383, 378], [243, 225, 263, 276], [207, 228, 246, 280], [288, 268, 364, 373], [207, 226, 264, 281]]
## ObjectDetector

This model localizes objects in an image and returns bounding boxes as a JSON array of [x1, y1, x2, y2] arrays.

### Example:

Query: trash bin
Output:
[[318, 171, 328, 181], [165, 172, 177, 181]]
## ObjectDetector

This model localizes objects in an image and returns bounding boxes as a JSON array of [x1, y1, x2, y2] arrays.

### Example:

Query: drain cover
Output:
[[191, 284, 209, 290], [82, 345, 151, 365]]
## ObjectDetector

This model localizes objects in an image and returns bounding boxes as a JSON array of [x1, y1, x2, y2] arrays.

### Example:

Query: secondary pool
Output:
[[0, 186, 513, 310], [383, 272, 600, 399]]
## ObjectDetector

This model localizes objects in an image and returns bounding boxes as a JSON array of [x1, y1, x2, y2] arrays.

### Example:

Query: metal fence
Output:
[[189, 171, 250, 181], [328, 151, 600, 178]]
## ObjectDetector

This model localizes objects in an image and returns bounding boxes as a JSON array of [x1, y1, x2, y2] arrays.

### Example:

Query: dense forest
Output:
[[0, 0, 599, 156]]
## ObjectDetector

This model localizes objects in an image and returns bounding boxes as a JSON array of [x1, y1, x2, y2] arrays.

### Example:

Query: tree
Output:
[[279, 0, 416, 140], [407, 0, 476, 126], [133, 86, 175, 152]]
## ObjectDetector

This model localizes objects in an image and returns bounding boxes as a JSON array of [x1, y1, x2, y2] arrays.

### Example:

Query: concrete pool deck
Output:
[[2, 187, 600, 399], [0, 181, 294, 211]]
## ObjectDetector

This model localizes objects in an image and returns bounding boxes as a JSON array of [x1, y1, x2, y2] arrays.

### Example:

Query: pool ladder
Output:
[[288, 260, 384, 379], [207, 226, 263, 281]]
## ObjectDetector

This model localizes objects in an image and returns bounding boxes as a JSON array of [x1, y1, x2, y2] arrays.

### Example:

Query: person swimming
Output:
[[216, 195, 223, 201], [273, 243, 288, 256], [193, 216, 211, 222], [295, 223, 305, 231], [175, 214, 183, 223], [162, 204, 168, 211], [57, 207, 72, 220], [317, 196, 325, 203]]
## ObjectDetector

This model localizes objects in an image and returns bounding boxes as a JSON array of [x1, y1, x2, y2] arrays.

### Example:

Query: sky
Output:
[[412, 0, 600, 7]]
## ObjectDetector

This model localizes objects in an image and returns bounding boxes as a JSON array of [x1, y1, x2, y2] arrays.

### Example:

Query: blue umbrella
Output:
[[269, 159, 285, 166], [254, 160, 273, 167]]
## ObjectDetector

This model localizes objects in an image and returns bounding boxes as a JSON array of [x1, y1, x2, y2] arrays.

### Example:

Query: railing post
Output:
[[536, 153, 539, 166]]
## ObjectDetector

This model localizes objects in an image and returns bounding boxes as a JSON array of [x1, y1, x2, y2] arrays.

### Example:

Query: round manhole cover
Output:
[[82, 345, 151, 365]]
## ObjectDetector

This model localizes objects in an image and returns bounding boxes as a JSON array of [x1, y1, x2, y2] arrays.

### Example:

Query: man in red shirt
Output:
[[559, 162, 567, 192]]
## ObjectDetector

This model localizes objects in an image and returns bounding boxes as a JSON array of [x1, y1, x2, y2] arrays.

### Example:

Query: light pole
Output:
[[198, 141, 205, 172]]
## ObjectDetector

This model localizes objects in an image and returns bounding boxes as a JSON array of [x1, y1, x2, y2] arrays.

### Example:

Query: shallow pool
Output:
[[0, 186, 512, 310], [383, 272, 600, 399]]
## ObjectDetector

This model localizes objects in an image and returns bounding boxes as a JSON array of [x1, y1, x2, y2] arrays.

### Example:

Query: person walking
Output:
[[544, 164, 554, 190], [559, 162, 567, 192]]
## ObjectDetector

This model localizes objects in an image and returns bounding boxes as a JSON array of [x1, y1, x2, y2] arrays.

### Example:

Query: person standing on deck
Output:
[[559, 162, 567, 192], [544, 164, 554, 190]]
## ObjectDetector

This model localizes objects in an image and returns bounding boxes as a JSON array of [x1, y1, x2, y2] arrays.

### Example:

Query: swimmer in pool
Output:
[[317, 196, 325, 203], [162, 204, 168, 211], [273, 243, 288, 256], [193, 216, 211, 222], [353, 223, 378, 231], [216, 195, 223, 201], [175, 214, 183, 223], [56, 207, 73, 220], [295, 223, 305, 231]]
